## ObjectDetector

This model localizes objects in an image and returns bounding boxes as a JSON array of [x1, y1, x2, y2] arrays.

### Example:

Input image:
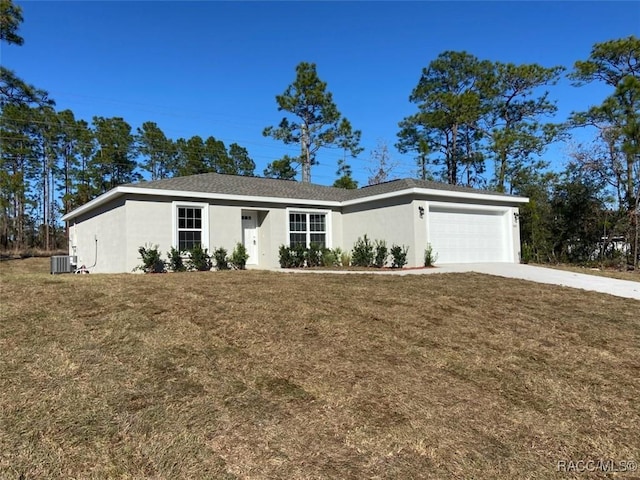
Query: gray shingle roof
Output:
[[126, 173, 353, 202], [344, 178, 513, 199], [126, 172, 515, 202]]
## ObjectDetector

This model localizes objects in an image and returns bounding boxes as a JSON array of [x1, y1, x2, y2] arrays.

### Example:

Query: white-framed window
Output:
[[286, 209, 330, 248], [172, 201, 209, 252]]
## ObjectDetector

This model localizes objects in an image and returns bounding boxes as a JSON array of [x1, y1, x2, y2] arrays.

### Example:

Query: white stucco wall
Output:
[[265, 207, 286, 268], [255, 210, 272, 268], [125, 198, 174, 272], [210, 204, 243, 253], [329, 210, 342, 250], [342, 198, 418, 266], [69, 197, 127, 273]]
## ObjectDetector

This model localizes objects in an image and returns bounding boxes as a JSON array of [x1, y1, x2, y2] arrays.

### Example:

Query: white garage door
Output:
[[429, 206, 510, 263]]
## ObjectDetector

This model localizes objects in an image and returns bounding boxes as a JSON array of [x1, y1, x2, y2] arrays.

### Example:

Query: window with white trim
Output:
[[173, 201, 209, 252], [177, 206, 203, 251], [289, 212, 327, 248]]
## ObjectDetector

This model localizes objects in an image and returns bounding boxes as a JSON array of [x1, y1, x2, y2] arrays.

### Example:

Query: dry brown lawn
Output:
[[1, 258, 639, 479]]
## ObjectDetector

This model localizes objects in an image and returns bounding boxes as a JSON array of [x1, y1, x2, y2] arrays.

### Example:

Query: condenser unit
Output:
[[50, 255, 77, 274]]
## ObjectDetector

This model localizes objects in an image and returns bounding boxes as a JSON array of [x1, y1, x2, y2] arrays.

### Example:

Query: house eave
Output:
[[62, 187, 124, 222], [342, 187, 529, 207]]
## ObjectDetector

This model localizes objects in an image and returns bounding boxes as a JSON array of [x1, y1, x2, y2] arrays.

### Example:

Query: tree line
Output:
[[0, 107, 257, 251], [1, 0, 638, 267]]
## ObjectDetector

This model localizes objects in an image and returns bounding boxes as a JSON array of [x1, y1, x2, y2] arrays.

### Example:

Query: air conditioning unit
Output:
[[50, 255, 77, 274]]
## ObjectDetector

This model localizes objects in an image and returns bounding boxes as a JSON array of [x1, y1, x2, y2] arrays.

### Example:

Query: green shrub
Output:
[[351, 235, 374, 267], [292, 244, 307, 267], [373, 239, 388, 268], [322, 248, 337, 267], [390, 244, 409, 269], [279, 244, 309, 268], [137, 244, 165, 273], [213, 247, 229, 270], [187, 244, 212, 271], [278, 245, 294, 268], [306, 243, 323, 267], [229, 242, 249, 270], [424, 243, 438, 267], [340, 251, 351, 267], [166, 247, 186, 272]]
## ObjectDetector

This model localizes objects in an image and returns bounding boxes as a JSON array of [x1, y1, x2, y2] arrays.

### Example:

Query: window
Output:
[[173, 202, 209, 252], [177, 207, 202, 251], [288, 211, 327, 248]]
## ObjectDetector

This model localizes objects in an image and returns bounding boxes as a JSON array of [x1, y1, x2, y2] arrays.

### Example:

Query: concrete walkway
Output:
[[438, 263, 640, 300], [281, 263, 640, 300]]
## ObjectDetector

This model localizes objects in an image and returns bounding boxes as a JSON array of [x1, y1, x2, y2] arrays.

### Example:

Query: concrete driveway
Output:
[[281, 263, 640, 300], [412, 263, 640, 300]]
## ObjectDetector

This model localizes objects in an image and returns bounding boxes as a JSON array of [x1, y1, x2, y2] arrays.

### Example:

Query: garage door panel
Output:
[[429, 207, 509, 263]]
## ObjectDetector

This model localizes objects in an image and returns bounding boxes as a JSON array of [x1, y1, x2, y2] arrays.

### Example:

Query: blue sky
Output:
[[3, 1, 639, 186]]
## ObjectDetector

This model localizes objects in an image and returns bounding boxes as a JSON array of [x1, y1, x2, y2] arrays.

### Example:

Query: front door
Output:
[[242, 211, 258, 265]]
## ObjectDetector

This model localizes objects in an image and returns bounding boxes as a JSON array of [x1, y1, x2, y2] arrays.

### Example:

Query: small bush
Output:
[[424, 243, 438, 267], [390, 244, 409, 269], [279, 244, 313, 268], [213, 247, 229, 270], [306, 243, 323, 267], [279, 245, 297, 268], [340, 251, 351, 267], [352, 235, 374, 267], [292, 245, 307, 267], [187, 244, 212, 271], [166, 247, 186, 272], [322, 248, 337, 267], [279, 245, 294, 268], [230, 242, 249, 270], [373, 239, 388, 268], [137, 244, 165, 273]]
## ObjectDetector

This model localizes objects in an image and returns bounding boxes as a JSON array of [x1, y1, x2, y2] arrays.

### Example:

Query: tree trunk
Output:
[[302, 158, 311, 183], [64, 145, 71, 244], [497, 149, 507, 193], [626, 154, 634, 212], [301, 123, 311, 183], [450, 125, 458, 185], [635, 190, 640, 270], [43, 151, 50, 251]]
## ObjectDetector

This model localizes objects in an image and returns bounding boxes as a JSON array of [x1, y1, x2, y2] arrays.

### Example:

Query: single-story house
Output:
[[61, 173, 529, 273]]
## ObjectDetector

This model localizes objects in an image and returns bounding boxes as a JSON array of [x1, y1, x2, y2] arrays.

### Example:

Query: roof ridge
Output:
[[125, 172, 518, 201], [134, 171, 346, 190]]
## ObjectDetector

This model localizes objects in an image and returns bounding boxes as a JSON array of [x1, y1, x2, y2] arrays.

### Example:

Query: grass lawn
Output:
[[1, 258, 638, 479]]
